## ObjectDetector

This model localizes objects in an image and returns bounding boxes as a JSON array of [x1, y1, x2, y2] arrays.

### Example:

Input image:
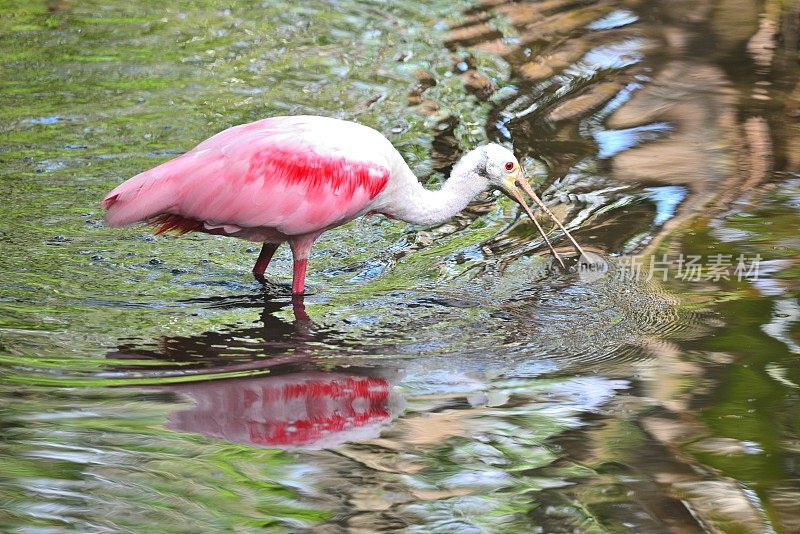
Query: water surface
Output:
[[1, 0, 799, 531]]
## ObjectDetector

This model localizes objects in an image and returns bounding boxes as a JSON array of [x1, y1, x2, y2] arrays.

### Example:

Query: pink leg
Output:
[[252, 243, 280, 276], [292, 259, 308, 295], [288, 233, 320, 296]]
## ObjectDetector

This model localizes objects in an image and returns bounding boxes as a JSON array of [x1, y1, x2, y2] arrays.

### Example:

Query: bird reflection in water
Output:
[[166, 372, 398, 449], [111, 294, 403, 449]]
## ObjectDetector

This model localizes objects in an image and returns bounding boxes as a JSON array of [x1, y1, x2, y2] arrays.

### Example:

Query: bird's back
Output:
[[102, 116, 395, 238]]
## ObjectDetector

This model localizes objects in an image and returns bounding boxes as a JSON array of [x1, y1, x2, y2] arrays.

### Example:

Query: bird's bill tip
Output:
[[503, 173, 585, 265]]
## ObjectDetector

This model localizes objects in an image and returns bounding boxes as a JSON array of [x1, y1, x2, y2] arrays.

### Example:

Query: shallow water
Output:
[[1, 0, 800, 531]]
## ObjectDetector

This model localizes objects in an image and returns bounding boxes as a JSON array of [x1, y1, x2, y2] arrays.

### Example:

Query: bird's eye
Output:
[[504, 161, 515, 171]]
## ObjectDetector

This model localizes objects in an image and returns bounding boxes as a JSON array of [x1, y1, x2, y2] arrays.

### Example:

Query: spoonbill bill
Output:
[[102, 115, 584, 295]]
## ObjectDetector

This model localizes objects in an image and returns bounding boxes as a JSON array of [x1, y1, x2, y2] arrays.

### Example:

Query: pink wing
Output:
[[102, 116, 391, 237]]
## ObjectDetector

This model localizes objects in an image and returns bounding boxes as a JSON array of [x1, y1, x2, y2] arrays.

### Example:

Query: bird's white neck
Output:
[[378, 147, 489, 226]]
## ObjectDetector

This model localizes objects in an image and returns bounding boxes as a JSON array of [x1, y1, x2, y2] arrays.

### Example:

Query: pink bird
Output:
[[103, 115, 584, 295]]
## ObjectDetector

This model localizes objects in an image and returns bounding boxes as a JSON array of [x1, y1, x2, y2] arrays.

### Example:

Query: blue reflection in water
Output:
[[645, 185, 687, 226], [587, 10, 639, 31], [594, 122, 672, 159], [582, 39, 645, 71]]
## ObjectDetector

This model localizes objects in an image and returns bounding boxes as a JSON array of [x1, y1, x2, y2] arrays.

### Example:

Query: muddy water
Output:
[[1, 0, 800, 531]]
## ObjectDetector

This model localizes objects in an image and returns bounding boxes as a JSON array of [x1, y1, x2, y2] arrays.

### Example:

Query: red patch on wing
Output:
[[246, 145, 389, 200]]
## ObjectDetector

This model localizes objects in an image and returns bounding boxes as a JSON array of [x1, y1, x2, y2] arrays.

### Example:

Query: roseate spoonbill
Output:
[[102, 115, 584, 295]]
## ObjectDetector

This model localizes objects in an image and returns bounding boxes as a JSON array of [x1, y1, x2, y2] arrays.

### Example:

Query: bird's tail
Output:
[[101, 155, 193, 227]]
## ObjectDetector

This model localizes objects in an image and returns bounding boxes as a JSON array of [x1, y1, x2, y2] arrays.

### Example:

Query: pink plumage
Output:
[[103, 114, 586, 297], [103, 116, 394, 295]]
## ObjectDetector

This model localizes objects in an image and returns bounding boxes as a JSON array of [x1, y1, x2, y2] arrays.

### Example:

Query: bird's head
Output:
[[481, 143, 585, 267]]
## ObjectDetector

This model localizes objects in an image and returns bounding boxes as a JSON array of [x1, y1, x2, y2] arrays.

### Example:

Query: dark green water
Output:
[[1, 0, 799, 531]]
